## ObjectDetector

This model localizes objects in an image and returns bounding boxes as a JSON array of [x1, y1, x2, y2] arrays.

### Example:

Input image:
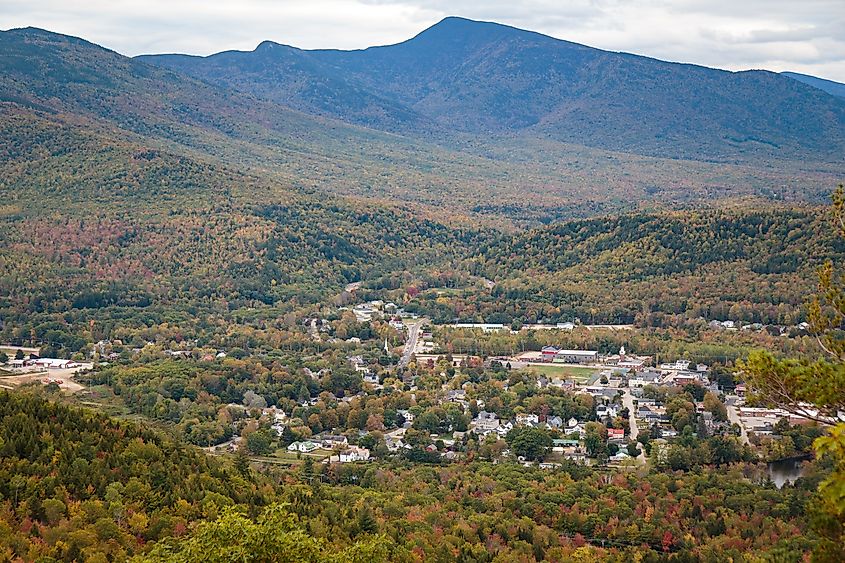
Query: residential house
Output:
[[445, 389, 467, 404], [607, 428, 626, 444], [609, 450, 632, 464], [565, 417, 586, 438], [338, 446, 370, 463], [629, 370, 663, 388], [546, 415, 564, 430], [596, 404, 619, 420], [496, 420, 514, 438], [472, 411, 501, 435], [321, 435, 349, 449], [287, 441, 320, 453], [515, 413, 539, 426], [397, 409, 414, 425]]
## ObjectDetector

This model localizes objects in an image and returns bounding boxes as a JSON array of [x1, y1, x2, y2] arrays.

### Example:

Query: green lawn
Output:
[[270, 448, 333, 462], [525, 364, 598, 381]]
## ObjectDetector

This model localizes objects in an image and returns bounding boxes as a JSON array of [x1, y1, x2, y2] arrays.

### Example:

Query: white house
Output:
[[472, 411, 501, 434], [515, 413, 539, 426], [659, 360, 691, 371], [596, 404, 619, 420], [565, 417, 586, 438], [287, 441, 320, 453], [397, 409, 415, 425], [338, 446, 370, 463]]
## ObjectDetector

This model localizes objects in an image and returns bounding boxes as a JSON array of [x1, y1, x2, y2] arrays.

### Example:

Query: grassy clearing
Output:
[[271, 448, 333, 462], [525, 364, 598, 381]]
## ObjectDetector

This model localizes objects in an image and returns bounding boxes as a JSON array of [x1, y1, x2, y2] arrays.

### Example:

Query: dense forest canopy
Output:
[[0, 392, 830, 561]]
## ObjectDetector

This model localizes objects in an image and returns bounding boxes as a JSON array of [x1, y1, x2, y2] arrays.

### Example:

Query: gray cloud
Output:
[[1, 0, 843, 81]]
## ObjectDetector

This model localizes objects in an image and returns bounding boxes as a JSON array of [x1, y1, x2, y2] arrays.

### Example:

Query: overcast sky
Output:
[[3, 0, 844, 82]]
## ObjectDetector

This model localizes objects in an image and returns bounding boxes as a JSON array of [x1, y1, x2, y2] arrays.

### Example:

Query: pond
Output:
[[767, 457, 809, 489]]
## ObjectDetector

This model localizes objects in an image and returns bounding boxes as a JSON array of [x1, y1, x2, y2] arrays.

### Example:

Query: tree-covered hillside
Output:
[[0, 392, 827, 561], [0, 391, 266, 561], [0, 105, 477, 355], [396, 208, 845, 326]]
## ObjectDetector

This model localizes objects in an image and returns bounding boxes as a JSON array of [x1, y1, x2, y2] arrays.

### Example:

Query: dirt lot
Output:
[[0, 364, 91, 393]]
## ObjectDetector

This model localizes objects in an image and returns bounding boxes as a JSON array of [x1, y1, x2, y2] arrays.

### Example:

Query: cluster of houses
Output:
[[286, 434, 371, 463], [707, 318, 811, 334], [91, 339, 232, 363], [734, 406, 816, 435], [466, 408, 634, 465], [349, 355, 381, 386], [348, 300, 415, 323]]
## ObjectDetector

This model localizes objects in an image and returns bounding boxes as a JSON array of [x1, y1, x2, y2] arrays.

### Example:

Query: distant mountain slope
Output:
[[0, 25, 839, 230], [782, 71, 845, 99], [0, 102, 479, 328], [139, 17, 845, 163], [144, 43, 432, 132]]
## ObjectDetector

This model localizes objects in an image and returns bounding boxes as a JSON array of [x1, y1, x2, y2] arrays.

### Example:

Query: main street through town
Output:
[[399, 319, 425, 369]]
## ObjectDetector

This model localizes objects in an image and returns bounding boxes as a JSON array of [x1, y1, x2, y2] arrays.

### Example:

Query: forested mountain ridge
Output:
[[0, 102, 479, 357], [406, 207, 845, 326], [475, 208, 845, 278], [1, 25, 839, 226], [139, 17, 845, 163], [783, 71, 845, 99]]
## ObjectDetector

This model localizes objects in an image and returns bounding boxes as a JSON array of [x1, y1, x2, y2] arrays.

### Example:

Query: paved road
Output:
[[622, 390, 647, 463], [726, 401, 750, 446], [399, 320, 424, 369]]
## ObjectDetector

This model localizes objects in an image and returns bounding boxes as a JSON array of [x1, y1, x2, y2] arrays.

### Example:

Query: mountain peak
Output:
[[409, 15, 555, 45], [133, 17, 845, 164]]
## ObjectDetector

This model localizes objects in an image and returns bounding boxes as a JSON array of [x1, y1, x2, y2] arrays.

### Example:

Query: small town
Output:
[[2, 5, 843, 557], [2, 296, 817, 479]]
